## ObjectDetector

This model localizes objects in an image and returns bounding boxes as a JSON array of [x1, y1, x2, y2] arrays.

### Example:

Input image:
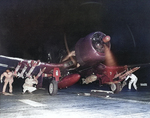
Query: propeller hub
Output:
[[102, 35, 111, 43]]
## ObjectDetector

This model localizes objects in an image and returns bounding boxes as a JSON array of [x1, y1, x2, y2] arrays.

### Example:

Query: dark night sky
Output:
[[0, 0, 150, 66]]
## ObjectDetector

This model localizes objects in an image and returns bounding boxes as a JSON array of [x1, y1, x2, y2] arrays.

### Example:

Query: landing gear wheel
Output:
[[110, 83, 122, 93], [48, 79, 58, 95]]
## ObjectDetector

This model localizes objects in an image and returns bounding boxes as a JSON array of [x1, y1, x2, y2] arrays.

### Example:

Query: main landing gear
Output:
[[110, 81, 127, 93], [48, 79, 58, 95], [110, 83, 122, 93]]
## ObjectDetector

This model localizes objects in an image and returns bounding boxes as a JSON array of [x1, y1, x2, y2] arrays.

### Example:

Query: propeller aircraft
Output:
[[0, 31, 141, 95]]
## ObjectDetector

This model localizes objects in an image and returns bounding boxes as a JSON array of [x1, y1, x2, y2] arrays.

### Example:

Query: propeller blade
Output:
[[104, 44, 117, 66], [63, 33, 77, 66]]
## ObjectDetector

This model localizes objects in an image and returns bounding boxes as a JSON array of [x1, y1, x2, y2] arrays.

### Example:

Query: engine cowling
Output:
[[75, 31, 111, 67]]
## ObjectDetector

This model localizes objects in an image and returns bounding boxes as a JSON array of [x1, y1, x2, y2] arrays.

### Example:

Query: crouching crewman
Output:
[[22, 76, 38, 94]]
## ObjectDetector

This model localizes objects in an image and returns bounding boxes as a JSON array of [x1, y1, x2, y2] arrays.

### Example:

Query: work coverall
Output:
[[125, 74, 138, 90], [0, 71, 14, 93], [23, 77, 38, 93]]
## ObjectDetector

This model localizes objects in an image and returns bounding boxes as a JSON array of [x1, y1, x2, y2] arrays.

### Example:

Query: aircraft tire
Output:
[[110, 83, 121, 93], [48, 79, 58, 96]]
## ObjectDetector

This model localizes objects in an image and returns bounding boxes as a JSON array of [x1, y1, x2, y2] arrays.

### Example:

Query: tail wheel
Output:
[[110, 83, 122, 93], [48, 79, 58, 95]]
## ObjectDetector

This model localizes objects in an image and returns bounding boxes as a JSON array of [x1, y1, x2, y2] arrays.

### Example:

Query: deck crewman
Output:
[[0, 68, 16, 94], [125, 73, 138, 91]]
